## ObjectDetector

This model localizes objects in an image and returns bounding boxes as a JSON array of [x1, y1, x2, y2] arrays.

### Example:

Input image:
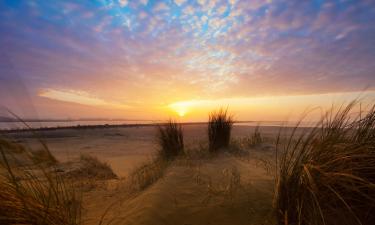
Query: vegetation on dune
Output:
[[208, 108, 233, 152], [157, 120, 184, 160], [0, 137, 81, 225], [76, 154, 117, 180], [0, 139, 25, 154], [275, 102, 375, 225], [128, 157, 168, 192], [246, 125, 263, 147], [127, 120, 184, 192], [31, 147, 58, 165]]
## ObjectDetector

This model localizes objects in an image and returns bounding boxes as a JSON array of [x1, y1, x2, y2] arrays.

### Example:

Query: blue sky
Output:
[[1, 0, 375, 120]]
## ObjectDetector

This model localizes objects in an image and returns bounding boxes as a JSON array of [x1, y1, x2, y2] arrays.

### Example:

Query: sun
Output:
[[176, 109, 187, 117], [169, 102, 190, 117]]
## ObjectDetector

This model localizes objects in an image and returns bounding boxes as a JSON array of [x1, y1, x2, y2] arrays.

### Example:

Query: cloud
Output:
[[139, 11, 148, 19], [153, 2, 169, 12], [183, 5, 195, 15], [118, 0, 128, 7], [174, 0, 186, 6], [38, 89, 132, 109], [197, 0, 206, 5], [217, 5, 227, 15], [201, 15, 208, 23]]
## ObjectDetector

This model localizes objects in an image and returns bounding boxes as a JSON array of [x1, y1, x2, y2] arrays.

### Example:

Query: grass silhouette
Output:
[[0, 138, 81, 225], [157, 120, 184, 160], [275, 102, 375, 225], [208, 108, 233, 152]]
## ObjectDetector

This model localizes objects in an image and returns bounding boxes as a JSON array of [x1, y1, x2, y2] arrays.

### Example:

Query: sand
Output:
[[4, 124, 283, 224]]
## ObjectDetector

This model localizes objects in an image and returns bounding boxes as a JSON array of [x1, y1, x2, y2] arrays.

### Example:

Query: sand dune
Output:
[[82, 153, 274, 225], [4, 125, 280, 224]]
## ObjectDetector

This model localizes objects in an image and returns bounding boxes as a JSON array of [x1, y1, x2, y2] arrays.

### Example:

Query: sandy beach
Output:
[[6, 124, 283, 177], [3, 124, 281, 224]]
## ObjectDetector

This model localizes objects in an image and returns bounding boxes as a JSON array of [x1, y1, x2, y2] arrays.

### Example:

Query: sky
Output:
[[1, 0, 375, 121]]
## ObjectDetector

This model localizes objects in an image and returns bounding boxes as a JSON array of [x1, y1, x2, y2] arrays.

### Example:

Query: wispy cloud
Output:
[[38, 89, 131, 109], [118, 0, 128, 8]]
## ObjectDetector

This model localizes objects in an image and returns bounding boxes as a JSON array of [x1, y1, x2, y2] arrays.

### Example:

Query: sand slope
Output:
[[6, 125, 278, 224], [85, 154, 275, 225]]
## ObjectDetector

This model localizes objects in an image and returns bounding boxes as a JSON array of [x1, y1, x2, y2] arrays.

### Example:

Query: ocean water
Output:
[[0, 120, 317, 130], [0, 120, 157, 130]]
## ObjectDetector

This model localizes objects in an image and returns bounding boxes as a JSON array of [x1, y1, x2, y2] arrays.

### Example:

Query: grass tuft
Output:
[[275, 102, 375, 225], [208, 108, 233, 152], [246, 125, 263, 147], [128, 157, 168, 192], [31, 148, 58, 165], [157, 120, 184, 160], [61, 154, 117, 180], [0, 138, 81, 225]]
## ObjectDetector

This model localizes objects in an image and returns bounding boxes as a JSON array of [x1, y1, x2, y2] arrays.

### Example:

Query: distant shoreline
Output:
[[0, 122, 208, 133], [0, 123, 154, 133], [0, 120, 313, 133]]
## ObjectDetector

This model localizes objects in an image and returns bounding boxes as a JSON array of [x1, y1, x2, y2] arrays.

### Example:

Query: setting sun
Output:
[[169, 102, 190, 117]]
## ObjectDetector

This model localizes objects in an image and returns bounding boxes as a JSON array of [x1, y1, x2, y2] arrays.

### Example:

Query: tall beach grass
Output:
[[157, 120, 184, 160], [0, 138, 81, 225], [275, 102, 375, 225], [208, 108, 233, 152]]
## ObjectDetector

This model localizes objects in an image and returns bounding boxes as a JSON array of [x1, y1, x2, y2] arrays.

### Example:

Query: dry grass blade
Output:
[[275, 102, 375, 225], [0, 111, 81, 225], [128, 157, 168, 192], [0, 138, 82, 225]]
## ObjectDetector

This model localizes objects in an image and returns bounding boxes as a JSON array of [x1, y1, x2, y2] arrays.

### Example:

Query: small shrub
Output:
[[208, 108, 233, 152], [275, 102, 375, 225], [157, 120, 184, 160]]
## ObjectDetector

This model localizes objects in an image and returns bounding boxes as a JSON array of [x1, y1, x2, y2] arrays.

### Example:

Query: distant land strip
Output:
[[0, 121, 262, 133]]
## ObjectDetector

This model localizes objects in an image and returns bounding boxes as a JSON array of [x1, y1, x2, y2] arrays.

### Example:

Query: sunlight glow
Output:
[[167, 91, 375, 121], [168, 101, 195, 117]]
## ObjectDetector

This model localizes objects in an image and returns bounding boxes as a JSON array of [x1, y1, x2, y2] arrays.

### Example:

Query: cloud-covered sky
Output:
[[1, 0, 375, 120]]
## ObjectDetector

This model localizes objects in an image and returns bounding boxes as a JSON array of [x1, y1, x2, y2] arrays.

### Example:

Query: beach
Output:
[[3, 124, 289, 176], [3, 124, 280, 224]]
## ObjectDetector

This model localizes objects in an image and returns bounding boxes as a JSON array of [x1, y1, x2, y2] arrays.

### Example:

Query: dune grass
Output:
[[208, 108, 233, 152], [31, 148, 58, 165], [128, 157, 169, 192], [246, 125, 263, 147], [77, 154, 117, 180], [275, 102, 375, 225], [125, 120, 184, 192], [157, 120, 184, 160], [0, 137, 81, 225]]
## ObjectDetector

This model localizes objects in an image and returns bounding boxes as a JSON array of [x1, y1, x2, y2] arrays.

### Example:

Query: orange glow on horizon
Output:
[[33, 89, 375, 122], [166, 91, 375, 122]]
